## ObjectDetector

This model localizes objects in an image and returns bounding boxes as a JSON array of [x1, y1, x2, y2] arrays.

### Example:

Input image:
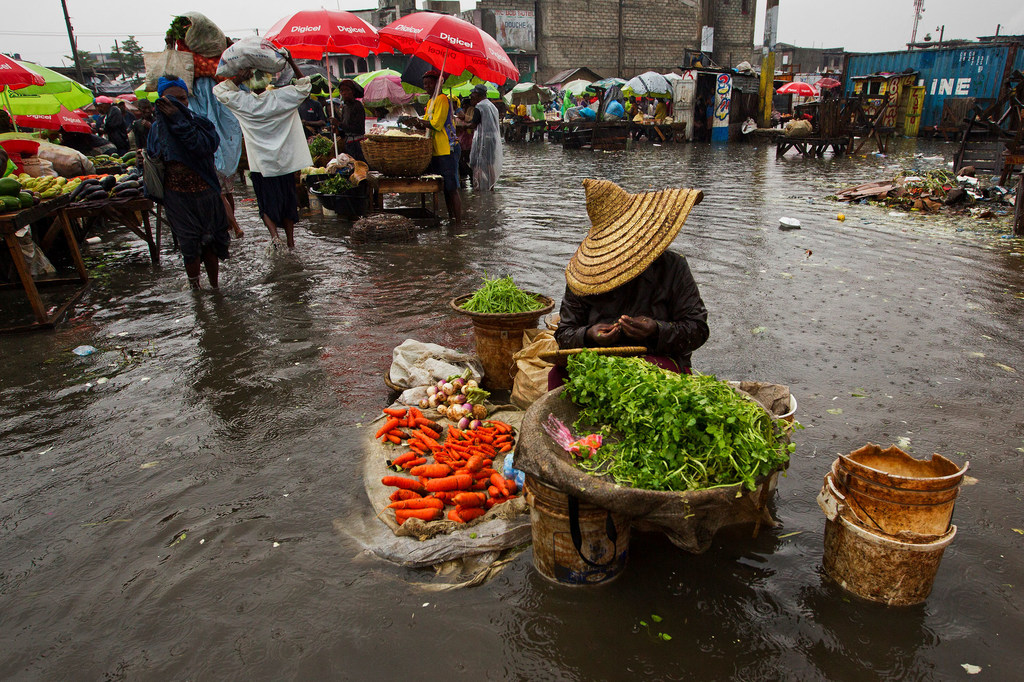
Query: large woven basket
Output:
[[361, 134, 433, 177]]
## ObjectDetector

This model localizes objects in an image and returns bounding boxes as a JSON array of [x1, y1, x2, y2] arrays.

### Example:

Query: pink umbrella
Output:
[[363, 75, 414, 108], [814, 77, 842, 90], [776, 81, 819, 97]]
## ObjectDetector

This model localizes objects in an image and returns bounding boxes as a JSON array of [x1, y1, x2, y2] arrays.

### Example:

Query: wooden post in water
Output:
[[1014, 172, 1023, 237]]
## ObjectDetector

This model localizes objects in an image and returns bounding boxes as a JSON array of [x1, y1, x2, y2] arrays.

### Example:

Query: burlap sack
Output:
[[511, 329, 558, 409], [181, 12, 228, 58], [785, 119, 813, 138], [515, 387, 788, 554]]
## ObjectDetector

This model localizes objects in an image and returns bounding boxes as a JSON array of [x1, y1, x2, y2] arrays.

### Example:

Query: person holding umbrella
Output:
[[403, 70, 461, 222], [96, 96, 130, 155]]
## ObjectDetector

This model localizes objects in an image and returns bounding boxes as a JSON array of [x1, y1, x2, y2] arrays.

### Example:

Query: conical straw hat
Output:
[[565, 179, 703, 296]]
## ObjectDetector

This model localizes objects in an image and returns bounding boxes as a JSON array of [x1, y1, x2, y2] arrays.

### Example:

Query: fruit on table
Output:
[[0, 177, 21, 196]]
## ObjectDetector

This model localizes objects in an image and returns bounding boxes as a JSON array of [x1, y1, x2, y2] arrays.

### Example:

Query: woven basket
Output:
[[361, 134, 433, 177]]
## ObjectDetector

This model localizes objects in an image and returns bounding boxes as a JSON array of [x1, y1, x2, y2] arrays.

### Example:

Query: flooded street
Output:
[[2, 138, 1023, 680]]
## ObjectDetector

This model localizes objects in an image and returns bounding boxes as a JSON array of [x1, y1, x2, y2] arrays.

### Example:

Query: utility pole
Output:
[[113, 39, 127, 80], [61, 0, 85, 84], [760, 0, 779, 128]]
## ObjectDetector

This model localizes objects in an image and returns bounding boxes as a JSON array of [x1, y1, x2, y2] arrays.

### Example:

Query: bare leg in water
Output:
[[223, 192, 243, 238], [446, 189, 462, 223], [183, 245, 219, 289]]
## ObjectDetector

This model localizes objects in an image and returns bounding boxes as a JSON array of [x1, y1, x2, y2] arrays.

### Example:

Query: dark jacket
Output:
[[103, 105, 130, 153], [555, 251, 710, 368], [147, 99, 221, 192]]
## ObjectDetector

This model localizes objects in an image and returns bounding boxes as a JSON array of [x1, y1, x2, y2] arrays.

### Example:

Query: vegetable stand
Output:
[[60, 197, 163, 265], [365, 171, 442, 226], [0, 195, 89, 333]]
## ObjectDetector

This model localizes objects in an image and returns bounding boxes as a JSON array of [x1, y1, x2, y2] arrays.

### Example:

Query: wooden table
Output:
[[53, 197, 162, 264], [0, 195, 89, 332], [365, 172, 442, 225]]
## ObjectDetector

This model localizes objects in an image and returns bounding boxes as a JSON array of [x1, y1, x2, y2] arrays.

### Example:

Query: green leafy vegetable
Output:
[[460, 275, 544, 314], [318, 175, 354, 194], [308, 136, 334, 159], [563, 352, 794, 492]]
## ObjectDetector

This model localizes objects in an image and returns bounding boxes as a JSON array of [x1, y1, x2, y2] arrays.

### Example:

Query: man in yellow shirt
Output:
[[409, 70, 461, 222]]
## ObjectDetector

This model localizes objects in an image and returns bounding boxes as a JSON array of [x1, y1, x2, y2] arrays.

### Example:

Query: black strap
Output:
[[568, 495, 618, 569]]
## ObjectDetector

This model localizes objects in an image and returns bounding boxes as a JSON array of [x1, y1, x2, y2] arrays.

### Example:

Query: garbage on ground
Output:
[[779, 217, 802, 230], [71, 345, 98, 356], [831, 169, 1018, 218]]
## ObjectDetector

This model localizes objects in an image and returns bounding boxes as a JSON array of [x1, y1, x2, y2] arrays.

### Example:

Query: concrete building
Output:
[[771, 43, 845, 76], [472, 0, 756, 84]]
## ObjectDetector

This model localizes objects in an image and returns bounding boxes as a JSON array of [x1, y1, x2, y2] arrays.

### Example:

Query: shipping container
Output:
[[844, 44, 1020, 129]]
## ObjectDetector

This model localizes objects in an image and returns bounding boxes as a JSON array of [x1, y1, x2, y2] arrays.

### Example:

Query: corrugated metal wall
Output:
[[1015, 46, 1024, 73], [844, 45, 1017, 128]]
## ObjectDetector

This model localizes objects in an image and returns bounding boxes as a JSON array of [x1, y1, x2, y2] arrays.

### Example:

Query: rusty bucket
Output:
[[818, 475, 956, 606], [523, 475, 630, 586], [830, 445, 967, 537]]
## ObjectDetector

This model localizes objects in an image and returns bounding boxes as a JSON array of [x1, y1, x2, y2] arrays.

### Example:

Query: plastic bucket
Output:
[[524, 475, 630, 586], [450, 295, 555, 390], [818, 473, 957, 606]]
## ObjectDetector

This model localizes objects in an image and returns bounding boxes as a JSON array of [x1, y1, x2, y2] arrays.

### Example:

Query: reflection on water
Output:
[[1, 139, 1023, 679]]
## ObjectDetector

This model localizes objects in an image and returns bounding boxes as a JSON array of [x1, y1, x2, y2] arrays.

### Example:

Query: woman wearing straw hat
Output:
[[551, 179, 710, 387]]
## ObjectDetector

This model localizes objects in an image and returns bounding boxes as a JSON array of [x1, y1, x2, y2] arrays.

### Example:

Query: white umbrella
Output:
[[559, 79, 592, 97], [623, 71, 672, 98], [508, 82, 554, 106]]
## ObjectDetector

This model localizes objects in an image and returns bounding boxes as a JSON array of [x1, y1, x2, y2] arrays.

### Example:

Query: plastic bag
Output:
[[15, 229, 56, 276], [511, 328, 557, 409], [36, 142, 94, 177], [387, 339, 483, 390], [216, 37, 287, 78], [143, 50, 195, 92], [784, 119, 813, 138], [181, 12, 228, 58]]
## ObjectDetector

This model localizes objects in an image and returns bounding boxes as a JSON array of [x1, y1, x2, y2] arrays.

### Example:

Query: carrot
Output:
[[485, 496, 508, 510], [382, 407, 407, 418], [415, 432, 441, 450], [400, 457, 428, 470], [448, 427, 464, 440], [471, 480, 488, 491], [504, 479, 519, 495], [387, 433, 402, 445], [375, 417, 401, 439], [388, 497, 444, 510], [395, 508, 442, 524], [418, 425, 441, 440], [391, 451, 419, 467], [433, 491, 458, 506], [424, 474, 473, 492], [392, 429, 412, 440], [453, 491, 486, 508], [490, 473, 509, 497], [414, 417, 442, 431], [409, 463, 452, 478], [488, 485, 502, 498], [448, 509, 465, 522], [390, 489, 422, 502], [498, 444, 512, 453], [464, 454, 485, 473], [456, 507, 486, 522], [408, 441, 427, 454], [381, 476, 425, 492]]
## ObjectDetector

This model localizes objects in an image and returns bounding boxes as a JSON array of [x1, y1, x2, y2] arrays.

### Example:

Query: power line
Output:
[[0, 28, 260, 37]]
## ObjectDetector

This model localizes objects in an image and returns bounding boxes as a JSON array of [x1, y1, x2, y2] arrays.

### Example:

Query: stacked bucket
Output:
[[818, 443, 968, 606]]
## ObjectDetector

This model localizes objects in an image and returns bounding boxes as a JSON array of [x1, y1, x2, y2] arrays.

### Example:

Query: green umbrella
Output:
[[354, 69, 400, 87], [134, 88, 159, 102], [1, 61, 94, 116], [447, 81, 499, 99]]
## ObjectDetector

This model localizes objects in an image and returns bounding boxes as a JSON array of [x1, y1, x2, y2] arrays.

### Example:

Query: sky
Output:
[[3, 0, 1024, 68]]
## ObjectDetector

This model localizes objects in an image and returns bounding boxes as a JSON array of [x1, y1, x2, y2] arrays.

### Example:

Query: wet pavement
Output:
[[1, 138, 1023, 680]]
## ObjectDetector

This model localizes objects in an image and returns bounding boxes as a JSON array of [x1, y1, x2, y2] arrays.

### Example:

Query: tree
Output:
[[120, 36, 145, 76], [64, 49, 96, 71]]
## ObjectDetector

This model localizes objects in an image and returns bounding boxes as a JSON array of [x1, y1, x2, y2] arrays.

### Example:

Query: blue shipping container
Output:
[[844, 45, 1017, 129]]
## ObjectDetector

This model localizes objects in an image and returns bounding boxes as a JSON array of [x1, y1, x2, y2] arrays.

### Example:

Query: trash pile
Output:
[[832, 168, 1018, 219]]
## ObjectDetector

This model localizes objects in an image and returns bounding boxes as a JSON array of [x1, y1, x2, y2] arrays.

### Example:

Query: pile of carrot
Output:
[[377, 408, 520, 525]]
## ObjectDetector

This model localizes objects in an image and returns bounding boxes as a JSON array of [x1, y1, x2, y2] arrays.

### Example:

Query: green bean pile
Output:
[[460, 275, 544, 314]]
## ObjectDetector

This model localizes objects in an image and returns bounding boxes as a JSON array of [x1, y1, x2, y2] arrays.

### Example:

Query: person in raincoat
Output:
[[213, 54, 313, 250], [468, 84, 502, 192]]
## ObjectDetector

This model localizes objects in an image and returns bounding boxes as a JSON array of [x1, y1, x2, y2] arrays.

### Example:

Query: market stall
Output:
[[0, 194, 88, 332]]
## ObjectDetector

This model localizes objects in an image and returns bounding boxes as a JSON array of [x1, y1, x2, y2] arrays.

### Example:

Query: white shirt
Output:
[[213, 77, 314, 177]]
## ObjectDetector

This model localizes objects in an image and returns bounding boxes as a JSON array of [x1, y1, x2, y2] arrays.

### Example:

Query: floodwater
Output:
[[2, 138, 1023, 680]]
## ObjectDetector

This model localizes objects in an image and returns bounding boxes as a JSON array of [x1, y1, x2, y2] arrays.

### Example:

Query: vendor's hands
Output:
[[231, 68, 253, 85], [155, 97, 180, 118], [586, 322, 622, 346], [617, 315, 658, 340]]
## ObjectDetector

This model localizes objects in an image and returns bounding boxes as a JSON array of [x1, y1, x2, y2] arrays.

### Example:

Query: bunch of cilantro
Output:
[[562, 351, 793, 492]]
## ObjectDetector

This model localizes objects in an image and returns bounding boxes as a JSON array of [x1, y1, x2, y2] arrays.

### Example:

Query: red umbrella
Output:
[[814, 77, 842, 90], [379, 12, 518, 85], [0, 54, 46, 89], [14, 104, 91, 133], [776, 81, 819, 97], [264, 9, 387, 59]]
